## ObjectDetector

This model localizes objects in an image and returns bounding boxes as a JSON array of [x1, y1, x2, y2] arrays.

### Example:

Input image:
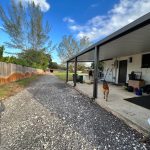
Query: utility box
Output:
[[73, 74, 83, 83]]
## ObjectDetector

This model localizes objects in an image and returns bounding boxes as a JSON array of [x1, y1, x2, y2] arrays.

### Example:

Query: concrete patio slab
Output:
[[68, 81, 150, 135]]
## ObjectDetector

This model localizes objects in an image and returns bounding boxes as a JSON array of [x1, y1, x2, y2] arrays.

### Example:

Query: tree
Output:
[[77, 64, 86, 71], [0, 1, 55, 70], [28, 3, 52, 51], [0, 45, 4, 58], [91, 61, 104, 71], [0, 0, 53, 51], [59, 64, 66, 70], [49, 62, 59, 69], [18, 49, 52, 70], [57, 35, 91, 62], [67, 63, 86, 72]]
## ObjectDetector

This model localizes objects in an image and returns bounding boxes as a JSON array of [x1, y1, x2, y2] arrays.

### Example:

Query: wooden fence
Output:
[[0, 62, 43, 84]]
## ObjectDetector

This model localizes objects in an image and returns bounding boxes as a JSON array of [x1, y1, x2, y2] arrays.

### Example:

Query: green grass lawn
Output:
[[53, 70, 73, 81], [16, 75, 40, 87], [0, 75, 41, 101]]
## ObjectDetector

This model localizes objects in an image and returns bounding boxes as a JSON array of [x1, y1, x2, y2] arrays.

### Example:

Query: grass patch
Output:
[[0, 75, 41, 101], [16, 75, 40, 87], [53, 70, 73, 81]]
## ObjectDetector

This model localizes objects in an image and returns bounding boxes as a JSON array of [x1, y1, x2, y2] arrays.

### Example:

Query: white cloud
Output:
[[90, 3, 99, 8], [0, 26, 4, 31], [68, 0, 150, 41], [16, 0, 50, 12], [63, 17, 75, 23], [69, 25, 82, 31]]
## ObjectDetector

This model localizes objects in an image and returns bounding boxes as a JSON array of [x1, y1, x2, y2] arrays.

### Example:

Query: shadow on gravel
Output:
[[27, 75, 150, 149], [0, 101, 5, 113], [53, 83, 68, 89]]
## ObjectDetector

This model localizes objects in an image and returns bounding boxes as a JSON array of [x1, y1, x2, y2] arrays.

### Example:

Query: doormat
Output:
[[124, 95, 150, 110]]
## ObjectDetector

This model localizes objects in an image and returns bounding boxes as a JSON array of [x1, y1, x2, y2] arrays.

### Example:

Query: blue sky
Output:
[[0, 0, 150, 63]]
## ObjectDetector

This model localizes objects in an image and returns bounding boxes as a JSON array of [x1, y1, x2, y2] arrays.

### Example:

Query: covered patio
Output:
[[66, 12, 150, 98], [66, 13, 150, 134], [68, 81, 150, 134]]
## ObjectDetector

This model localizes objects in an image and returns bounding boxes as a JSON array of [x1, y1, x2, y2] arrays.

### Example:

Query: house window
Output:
[[142, 53, 150, 68]]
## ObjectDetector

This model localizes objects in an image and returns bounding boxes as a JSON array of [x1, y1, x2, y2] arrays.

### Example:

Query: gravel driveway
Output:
[[0, 74, 150, 150]]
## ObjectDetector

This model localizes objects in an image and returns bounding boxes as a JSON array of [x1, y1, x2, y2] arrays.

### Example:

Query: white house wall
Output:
[[103, 53, 150, 84], [103, 60, 115, 83]]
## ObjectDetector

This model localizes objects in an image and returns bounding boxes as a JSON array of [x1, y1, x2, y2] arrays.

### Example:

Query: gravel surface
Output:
[[0, 74, 150, 150]]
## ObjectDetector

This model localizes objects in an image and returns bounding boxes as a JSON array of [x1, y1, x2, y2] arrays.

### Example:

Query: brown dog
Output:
[[102, 80, 109, 101]]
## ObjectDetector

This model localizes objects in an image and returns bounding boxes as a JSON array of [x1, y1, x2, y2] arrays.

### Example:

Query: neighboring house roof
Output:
[[67, 12, 150, 62]]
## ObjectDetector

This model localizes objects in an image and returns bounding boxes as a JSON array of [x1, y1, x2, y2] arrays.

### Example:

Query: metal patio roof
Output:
[[67, 12, 150, 62]]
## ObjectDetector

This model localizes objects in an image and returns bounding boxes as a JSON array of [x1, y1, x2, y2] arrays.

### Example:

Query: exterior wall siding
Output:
[[103, 52, 150, 84]]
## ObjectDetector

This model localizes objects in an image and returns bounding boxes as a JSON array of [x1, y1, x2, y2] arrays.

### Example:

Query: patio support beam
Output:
[[74, 57, 77, 87], [93, 46, 99, 99], [66, 61, 69, 82]]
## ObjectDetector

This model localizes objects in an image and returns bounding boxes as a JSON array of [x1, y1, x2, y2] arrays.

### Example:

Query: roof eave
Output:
[[66, 12, 150, 62]]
